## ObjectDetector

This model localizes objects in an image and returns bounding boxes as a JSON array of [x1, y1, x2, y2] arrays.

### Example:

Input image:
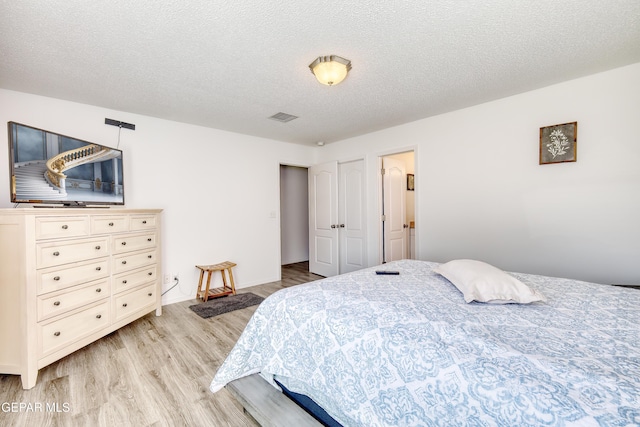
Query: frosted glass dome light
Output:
[[309, 55, 352, 86]]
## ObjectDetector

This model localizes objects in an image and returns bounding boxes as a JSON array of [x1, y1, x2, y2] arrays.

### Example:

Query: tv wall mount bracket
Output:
[[105, 118, 135, 130]]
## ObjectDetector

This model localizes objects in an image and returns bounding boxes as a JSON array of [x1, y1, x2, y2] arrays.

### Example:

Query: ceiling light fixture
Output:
[[309, 55, 352, 86]]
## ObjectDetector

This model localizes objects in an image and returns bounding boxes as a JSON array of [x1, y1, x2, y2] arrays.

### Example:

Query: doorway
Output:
[[279, 165, 309, 266], [380, 151, 415, 263]]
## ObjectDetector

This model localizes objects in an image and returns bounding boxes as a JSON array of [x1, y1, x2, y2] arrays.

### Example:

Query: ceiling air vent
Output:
[[268, 112, 299, 123]]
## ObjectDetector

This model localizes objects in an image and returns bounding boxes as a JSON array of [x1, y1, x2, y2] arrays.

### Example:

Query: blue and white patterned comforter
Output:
[[210, 260, 640, 426]]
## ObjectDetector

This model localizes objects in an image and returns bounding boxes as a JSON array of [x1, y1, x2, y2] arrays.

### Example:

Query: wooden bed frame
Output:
[[226, 374, 322, 427]]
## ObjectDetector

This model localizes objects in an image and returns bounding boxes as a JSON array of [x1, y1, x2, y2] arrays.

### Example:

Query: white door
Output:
[[338, 160, 367, 274], [308, 161, 339, 277], [382, 158, 407, 262]]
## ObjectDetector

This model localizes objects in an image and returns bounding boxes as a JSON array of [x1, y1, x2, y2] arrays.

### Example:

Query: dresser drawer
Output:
[[37, 258, 110, 295], [113, 265, 157, 293], [112, 232, 157, 254], [35, 216, 90, 240], [130, 215, 157, 231], [112, 249, 157, 274], [36, 237, 110, 269], [90, 215, 129, 234], [36, 237, 109, 268], [37, 279, 109, 321], [39, 301, 110, 357], [113, 283, 157, 322]]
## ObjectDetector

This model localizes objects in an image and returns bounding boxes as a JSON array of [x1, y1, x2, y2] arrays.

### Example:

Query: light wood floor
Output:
[[0, 262, 323, 427]]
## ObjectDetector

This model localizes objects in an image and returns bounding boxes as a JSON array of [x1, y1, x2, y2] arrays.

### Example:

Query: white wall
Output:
[[280, 165, 309, 264], [2, 62, 637, 293], [318, 63, 640, 285], [0, 89, 315, 304]]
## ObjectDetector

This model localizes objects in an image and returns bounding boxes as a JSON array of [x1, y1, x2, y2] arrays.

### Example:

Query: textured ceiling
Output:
[[1, 1, 639, 146]]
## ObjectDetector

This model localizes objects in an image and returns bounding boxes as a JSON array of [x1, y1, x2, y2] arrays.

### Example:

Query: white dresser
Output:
[[0, 208, 162, 389]]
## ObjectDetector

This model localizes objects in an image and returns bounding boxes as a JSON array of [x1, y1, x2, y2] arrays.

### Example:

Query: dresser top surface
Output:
[[0, 208, 163, 215]]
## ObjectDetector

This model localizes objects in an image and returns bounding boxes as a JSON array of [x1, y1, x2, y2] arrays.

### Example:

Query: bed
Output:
[[210, 259, 640, 426]]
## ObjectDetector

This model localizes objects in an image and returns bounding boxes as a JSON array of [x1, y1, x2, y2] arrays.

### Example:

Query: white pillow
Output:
[[433, 259, 546, 304]]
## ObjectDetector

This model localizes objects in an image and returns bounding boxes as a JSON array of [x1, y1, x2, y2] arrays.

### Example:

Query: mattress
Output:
[[274, 377, 343, 427], [210, 259, 640, 426]]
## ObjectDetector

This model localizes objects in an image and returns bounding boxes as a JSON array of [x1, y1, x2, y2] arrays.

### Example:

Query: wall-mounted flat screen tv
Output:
[[8, 122, 124, 206]]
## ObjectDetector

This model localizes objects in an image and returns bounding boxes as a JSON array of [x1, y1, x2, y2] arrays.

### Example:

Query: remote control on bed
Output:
[[375, 270, 400, 275]]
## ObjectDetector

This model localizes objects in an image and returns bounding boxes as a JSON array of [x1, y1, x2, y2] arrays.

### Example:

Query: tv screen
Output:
[[8, 122, 124, 206]]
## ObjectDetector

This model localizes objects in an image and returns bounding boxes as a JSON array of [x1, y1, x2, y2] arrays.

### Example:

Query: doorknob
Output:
[[339, 224, 345, 228], [331, 224, 336, 229], [403, 224, 409, 228]]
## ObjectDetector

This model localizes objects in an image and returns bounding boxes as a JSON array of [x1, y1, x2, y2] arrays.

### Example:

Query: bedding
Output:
[[210, 259, 640, 426], [432, 259, 547, 304]]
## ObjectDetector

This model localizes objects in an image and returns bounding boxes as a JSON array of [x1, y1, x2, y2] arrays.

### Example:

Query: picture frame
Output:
[[407, 174, 414, 191], [539, 121, 577, 164]]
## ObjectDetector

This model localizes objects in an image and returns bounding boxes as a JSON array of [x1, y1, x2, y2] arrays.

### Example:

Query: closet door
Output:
[[338, 160, 366, 274], [308, 161, 339, 277], [308, 160, 367, 277]]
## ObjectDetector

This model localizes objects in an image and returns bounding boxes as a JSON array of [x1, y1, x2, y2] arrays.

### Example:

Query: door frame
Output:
[[377, 147, 418, 264], [277, 161, 312, 281], [381, 156, 407, 263]]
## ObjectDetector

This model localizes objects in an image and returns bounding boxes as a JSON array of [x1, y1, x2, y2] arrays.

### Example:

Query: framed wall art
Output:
[[407, 174, 414, 191], [540, 121, 577, 164]]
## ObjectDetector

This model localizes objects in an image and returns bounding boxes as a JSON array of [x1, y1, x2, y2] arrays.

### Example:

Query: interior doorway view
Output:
[[279, 165, 309, 266], [279, 153, 413, 278], [381, 151, 415, 263]]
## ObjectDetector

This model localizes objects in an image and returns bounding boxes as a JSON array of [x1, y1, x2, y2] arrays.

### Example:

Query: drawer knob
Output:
[[147, 255, 152, 259], [96, 267, 102, 271], [61, 225, 68, 229], [54, 331, 61, 337], [148, 293, 153, 297], [148, 272, 152, 276], [122, 280, 128, 284], [121, 241, 127, 246], [122, 260, 127, 264], [53, 276, 61, 281], [122, 303, 128, 307], [53, 301, 61, 306], [142, 220, 147, 224], [96, 288, 102, 293], [109, 222, 114, 226], [95, 245, 101, 250], [147, 238, 152, 242], [96, 314, 102, 319], [53, 251, 60, 256]]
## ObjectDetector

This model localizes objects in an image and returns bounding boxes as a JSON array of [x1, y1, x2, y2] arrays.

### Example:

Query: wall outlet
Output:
[[163, 273, 171, 284]]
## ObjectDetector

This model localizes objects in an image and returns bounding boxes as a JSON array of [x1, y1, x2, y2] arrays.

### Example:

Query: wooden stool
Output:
[[195, 261, 237, 302]]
